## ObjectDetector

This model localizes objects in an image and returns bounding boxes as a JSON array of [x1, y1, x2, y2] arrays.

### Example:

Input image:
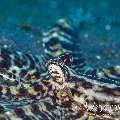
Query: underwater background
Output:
[[0, 0, 120, 119], [0, 0, 120, 73]]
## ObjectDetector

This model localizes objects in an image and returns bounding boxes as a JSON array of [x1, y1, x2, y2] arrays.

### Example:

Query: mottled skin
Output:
[[0, 18, 120, 120], [0, 54, 88, 120], [47, 54, 120, 119], [0, 54, 120, 120]]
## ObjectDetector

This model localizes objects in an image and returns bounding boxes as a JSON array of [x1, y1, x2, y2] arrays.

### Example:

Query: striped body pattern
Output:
[[0, 18, 119, 120], [0, 48, 48, 85], [42, 18, 120, 86], [42, 19, 87, 72]]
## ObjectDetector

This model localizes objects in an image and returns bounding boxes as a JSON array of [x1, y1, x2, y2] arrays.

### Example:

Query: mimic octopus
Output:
[[0, 18, 119, 120]]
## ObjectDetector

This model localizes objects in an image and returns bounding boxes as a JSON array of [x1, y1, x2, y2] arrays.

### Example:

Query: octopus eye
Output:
[[60, 53, 73, 65]]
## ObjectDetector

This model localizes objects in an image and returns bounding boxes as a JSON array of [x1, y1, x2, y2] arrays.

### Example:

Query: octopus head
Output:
[[48, 62, 65, 84], [47, 53, 72, 84]]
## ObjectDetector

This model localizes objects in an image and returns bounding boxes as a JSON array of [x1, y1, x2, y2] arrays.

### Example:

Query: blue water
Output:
[[0, 0, 120, 68], [0, 0, 120, 27]]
